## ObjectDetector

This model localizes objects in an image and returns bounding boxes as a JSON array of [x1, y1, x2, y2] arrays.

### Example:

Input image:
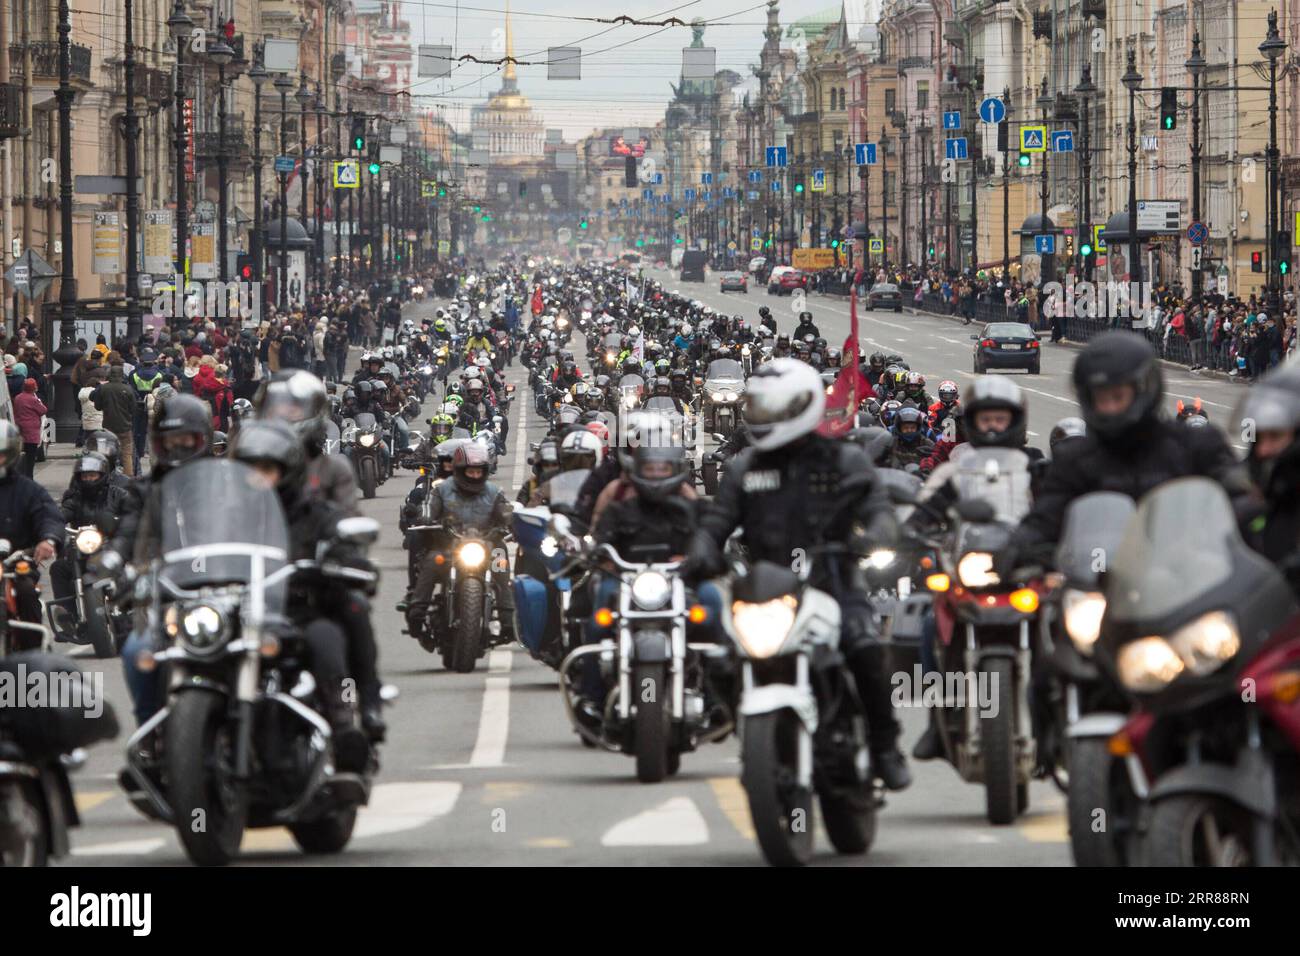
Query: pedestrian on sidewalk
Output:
[[13, 378, 46, 478], [92, 365, 138, 477]]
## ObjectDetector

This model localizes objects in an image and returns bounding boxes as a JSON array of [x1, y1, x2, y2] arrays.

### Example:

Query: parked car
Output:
[[971, 322, 1042, 374], [680, 249, 707, 282], [865, 282, 902, 312], [766, 266, 808, 295], [719, 271, 748, 293]]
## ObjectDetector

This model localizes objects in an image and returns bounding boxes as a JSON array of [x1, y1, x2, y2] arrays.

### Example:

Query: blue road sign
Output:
[[701, 172, 713, 185], [943, 111, 962, 130], [654, 172, 663, 184], [642, 188, 654, 200], [1188, 221, 1208, 244], [703, 191, 711, 201], [747, 190, 760, 200], [274, 155, 296, 174], [752, 228, 762, 238], [1051, 129, 1075, 153], [771, 181, 782, 193], [944, 137, 969, 161], [1035, 234, 1056, 255], [684, 188, 696, 200], [748, 170, 762, 183], [978, 97, 1007, 124], [854, 142, 878, 166], [722, 187, 735, 198], [811, 168, 826, 191], [765, 146, 788, 168]]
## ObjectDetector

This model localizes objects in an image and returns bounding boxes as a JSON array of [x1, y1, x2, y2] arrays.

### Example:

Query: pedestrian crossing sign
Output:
[[751, 237, 762, 251], [421, 180, 437, 198], [869, 238, 884, 253], [333, 160, 360, 188], [1020, 126, 1047, 153]]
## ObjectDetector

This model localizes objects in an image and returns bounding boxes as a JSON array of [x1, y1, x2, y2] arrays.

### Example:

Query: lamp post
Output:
[[1002, 86, 1012, 282], [51, 0, 80, 439], [314, 83, 326, 294], [1122, 49, 1143, 309], [248, 49, 266, 312], [1075, 67, 1096, 284], [1260, 11, 1286, 315], [122, 0, 142, 343], [917, 119, 929, 267], [169, 1, 193, 285], [899, 123, 910, 267], [296, 73, 313, 296], [207, 34, 234, 282], [274, 71, 293, 312], [1036, 76, 1053, 283], [1185, 34, 1205, 301], [880, 126, 888, 267]]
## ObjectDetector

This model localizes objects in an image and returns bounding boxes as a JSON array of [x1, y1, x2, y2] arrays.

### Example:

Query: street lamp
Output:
[[1122, 49, 1144, 307], [52, 0, 80, 439], [207, 34, 234, 282], [1002, 86, 1014, 282], [1036, 76, 1053, 283], [295, 73, 313, 296], [274, 71, 294, 312], [1075, 67, 1096, 283], [122, 0, 143, 343], [248, 48, 267, 310], [1261, 10, 1287, 314], [169, 0, 194, 285], [1185, 34, 1206, 301]]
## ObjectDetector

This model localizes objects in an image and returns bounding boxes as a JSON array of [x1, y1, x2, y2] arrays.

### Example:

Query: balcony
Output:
[[898, 56, 932, 72], [194, 119, 251, 167], [10, 42, 92, 84], [104, 62, 171, 108], [0, 83, 18, 137]]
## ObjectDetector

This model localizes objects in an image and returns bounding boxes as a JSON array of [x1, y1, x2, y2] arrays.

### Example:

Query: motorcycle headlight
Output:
[[605, 352, 616, 364], [557, 318, 569, 328], [358, 433, 377, 447], [957, 551, 1000, 588], [731, 596, 798, 659], [540, 536, 559, 558], [1169, 610, 1240, 676], [1117, 636, 1185, 693], [631, 570, 672, 610], [421, 365, 433, 375], [75, 527, 104, 555], [1062, 589, 1106, 655], [863, 549, 895, 570], [622, 394, 637, 408], [458, 541, 488, 568], [180, 603, 228, 654]]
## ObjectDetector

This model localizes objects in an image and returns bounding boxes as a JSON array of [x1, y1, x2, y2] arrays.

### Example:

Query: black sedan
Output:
[[865, 283, 902, 311], [971, 322, 1042, 374]]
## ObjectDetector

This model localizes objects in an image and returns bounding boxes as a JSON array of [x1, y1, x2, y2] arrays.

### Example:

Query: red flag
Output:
[[531, 286, 544, 316], [817, 288, 874, 438]]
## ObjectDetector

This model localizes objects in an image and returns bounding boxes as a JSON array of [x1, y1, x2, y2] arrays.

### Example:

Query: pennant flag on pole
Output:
[[817, 288, 874, 437]]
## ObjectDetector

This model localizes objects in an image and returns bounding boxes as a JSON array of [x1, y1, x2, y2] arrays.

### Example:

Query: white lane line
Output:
[[353, 781, 463, 838], [71, 837, 167, 857], [468, 649, 514, 767], [511, 375, 530, 488], [600, 796, 710, 846]]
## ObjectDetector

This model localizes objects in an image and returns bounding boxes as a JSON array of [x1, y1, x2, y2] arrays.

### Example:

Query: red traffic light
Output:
[[1251, 251, 1264, 273]]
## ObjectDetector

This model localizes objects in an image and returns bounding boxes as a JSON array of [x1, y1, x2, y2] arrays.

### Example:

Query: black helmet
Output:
[[628, 443, 689, 502], [1071, 332, 1163, 442], [257, 370, 329, 454], [83, 430, 121, 471], [211, 431, 229, 457], [73, 451, 111, 494], [758, 306, 772, 319], [962, 377, 1027, 448], [892, 406, 927, 445], [868, 351, 887, 371], [151, 394, 213, 470], [355, 380, 374, 402], [452, 442, 491, 494], [1049, 416, 1087, 451], [232, 419, 305, 497]]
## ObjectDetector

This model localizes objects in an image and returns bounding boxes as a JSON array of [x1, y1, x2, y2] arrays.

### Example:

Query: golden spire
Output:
[[503, 0, 517, 84]]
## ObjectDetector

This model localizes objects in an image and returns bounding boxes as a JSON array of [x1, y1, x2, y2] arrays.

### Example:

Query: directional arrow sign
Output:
[[748, 170, 763, 183], [771, 181, 782, 192], [943, 111, 962, 130], [1051, 129, 1075, 153], [765, 146, 788, 168], [979, 97, 1007, 124], [1035, 234, 1056, 255], [701, 172, 713, 185], [684, 189, 696, 200], [854, 142, 878, 166], [944, 137, 969, 161]]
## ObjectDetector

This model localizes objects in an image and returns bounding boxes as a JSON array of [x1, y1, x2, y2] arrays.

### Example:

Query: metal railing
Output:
[[10, 42, 92, 83]]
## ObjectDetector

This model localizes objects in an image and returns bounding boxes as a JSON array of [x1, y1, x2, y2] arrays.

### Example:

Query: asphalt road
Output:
[[44, 280, 1249, 867]]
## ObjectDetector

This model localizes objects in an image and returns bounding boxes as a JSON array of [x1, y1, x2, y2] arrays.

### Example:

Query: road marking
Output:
[[511, 377, 530, 489], [73, 790, 116, 814], [708, 776, 755, 841], [600, 796, 710, 846], [353, 781, 462, 839], [71, 837, 167, 857], [525, 836, 573, 848], [240, 828, 297, 852], [1019, 809, 1069, 843], [468, 649, 513, 767], [481, 780, 533, 802]]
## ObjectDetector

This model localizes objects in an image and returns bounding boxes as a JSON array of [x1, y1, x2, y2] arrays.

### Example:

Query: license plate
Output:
[[1002, 343, 1021, 350]]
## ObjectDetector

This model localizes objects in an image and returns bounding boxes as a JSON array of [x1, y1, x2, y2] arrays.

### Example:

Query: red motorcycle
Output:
[[1097, 477, 1300, 866]]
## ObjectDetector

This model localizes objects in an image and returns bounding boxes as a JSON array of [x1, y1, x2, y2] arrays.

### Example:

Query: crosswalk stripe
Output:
[[1018, 810, 1069, 843], [708, 777, 755, 841], [74, 790, 116, 814], [601, 796, 709, 846]]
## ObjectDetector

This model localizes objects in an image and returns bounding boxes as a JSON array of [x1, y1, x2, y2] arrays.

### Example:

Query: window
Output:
[[916, 81, 929, 111], [885, 89, 896, 115]]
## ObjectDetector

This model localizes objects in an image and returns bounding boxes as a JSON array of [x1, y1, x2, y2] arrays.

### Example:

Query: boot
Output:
[[911, 713, 943, 761], [319, 677, 369, 774]]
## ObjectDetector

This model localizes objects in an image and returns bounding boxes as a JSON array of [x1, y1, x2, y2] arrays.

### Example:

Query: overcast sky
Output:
[[409, 0, 851, 140]]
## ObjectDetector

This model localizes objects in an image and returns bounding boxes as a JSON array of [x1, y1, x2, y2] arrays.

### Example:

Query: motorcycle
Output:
[[46, 524, 128, 658], [550, 516, 733, 782], [725, 554, 879, 866], [119, 458, 384, 866], [345, 412, 387, 499], [1096, 477, 1300, 866], [921, 445, 1042, 825], [0, 544, 50, 656], [0, 652, 118, 865], [700, 431, 742, 497], [406, 519, 511, 673], [702, 358, 745, 437]]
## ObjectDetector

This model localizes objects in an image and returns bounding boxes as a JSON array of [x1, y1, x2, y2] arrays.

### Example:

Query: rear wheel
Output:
[[358, 457, 377, 499], [742, 711, 815, 866], [981, 657, 1019, 825], [1029, 359, 1041, 375], [632, 661, 671, 783], [0, 779, 48, 866], [449, 577, 485, 673]]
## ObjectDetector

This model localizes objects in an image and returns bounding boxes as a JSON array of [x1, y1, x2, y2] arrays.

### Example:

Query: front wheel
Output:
[[1068, 737, 1136, 867], [981, 657, 1020, 825], [448, 576, 485, 673], [358, 456, 377, 499], [166, 690, 247, 866], [82, 585, 116, 659], [702, 461, 719, 496], [742, 711, 815, 866], [819, 787, 876, 856], [632, 661, 671, 783]]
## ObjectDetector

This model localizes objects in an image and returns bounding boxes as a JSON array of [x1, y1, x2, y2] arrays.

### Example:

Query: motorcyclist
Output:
[[794, 311, 820, 343], [81, 429, 133, 491], [1235, 364, 1300, 586], [403, 443, 515, 644], [52, 450, 130, 614], [689, 359, 910, 790], [757, 306, 777, 336], [516, 437, 561, 505], [996, 332, 1256, 578], [650, 375, 686, 414], [928, 380, 961, 434], [887, 405, 935, 468], [0, 421, 64, 648], [1048, 416, 1087, 455], [258, 370, 358, 514]]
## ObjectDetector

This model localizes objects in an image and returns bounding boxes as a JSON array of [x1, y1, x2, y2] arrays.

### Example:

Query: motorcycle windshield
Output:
[[950, 447, 1033, 524], [156, 458, 289, 608], [1106, 478, 1236, 624], [545, 470, 590, 513], [602, 334, 622, 351], [1055, 492, 1136, 587], [706, 359, 743, 381], [354, 412, 378, 430]]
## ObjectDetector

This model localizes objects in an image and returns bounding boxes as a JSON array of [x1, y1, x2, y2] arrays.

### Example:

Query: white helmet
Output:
[[559, 429, 604, 470], [742, 358, 826, 451]]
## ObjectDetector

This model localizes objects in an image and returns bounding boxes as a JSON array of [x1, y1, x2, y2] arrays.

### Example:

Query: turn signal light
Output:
[[136, 649, 157, 674], [594, 608, 614, 627], [434, 553, 447, 566], [15, 561, 30, 575], [1108, 731, 1134, 757], [688, 605, 707, 624], [925, 573, 951, 592], [1269, 671, 1300, 704], [1009, 588, 1040, 613], [919, 555, 934, 570]]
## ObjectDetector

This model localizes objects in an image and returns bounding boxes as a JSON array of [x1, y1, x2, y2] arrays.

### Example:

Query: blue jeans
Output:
[[122, 629, 163, 726], [578, 575, 724, 702]]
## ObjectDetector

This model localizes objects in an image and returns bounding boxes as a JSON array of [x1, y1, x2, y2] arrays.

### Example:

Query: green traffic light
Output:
[[353, 136, 364, 150], [830, 239, 839, 248], [1282, 260, 1291, 275], [794, 183, 804, 193], [1164, 117, 1174, 130], [1080, 243, 1093, 256], [1017, 153, 1031, 167], [579, 220, 588, 229], [368, 162, 380, 174]]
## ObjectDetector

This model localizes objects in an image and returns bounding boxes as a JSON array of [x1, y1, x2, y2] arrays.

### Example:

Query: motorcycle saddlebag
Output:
[[0, 653, 119, 760], [513, 576, 551, 656]]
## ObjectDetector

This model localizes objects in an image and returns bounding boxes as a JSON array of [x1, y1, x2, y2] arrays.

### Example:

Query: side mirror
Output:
[[335, 516, 381, 547], [712, 433, 726, 443], [956, 499, 996, 524], [548, 512, 573, 539], [970, 334, 980, 340]]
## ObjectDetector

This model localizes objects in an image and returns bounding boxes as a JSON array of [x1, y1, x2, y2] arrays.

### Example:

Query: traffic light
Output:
[[579, 219, 589, 230], [997, 120, 1008, 153], [830, 239, 840, 249], [794, 182, 804, 194], [1017, 151, 1031, 168], [518, 181, 527, 198], [625, 156, 637, 188], [437, 184, 447, 197], [1252, 251, 1264, 273], [1080, 239, 1094, 258], [927, 243, 935, 258], [1160, 88, 1177, 131], [236, 253, 254, 281], [1277, 231, 1292, 275], [350, 115, 366, 152], [367, 161, 380, 175]]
